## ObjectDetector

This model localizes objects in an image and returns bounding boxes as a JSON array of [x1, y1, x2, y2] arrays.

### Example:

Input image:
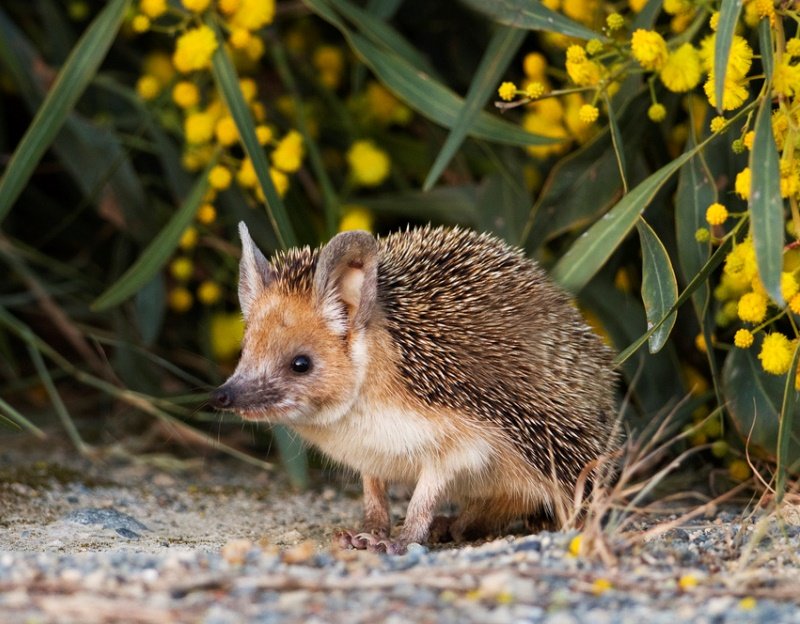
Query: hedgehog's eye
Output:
[[290, 355, 312, 374]]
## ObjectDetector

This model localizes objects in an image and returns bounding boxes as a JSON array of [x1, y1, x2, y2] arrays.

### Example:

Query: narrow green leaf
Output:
[[552, 146, 699, 294], [614, 220, 743, 368], [0, 395, 46, 438], [306, 0, 554, 147], [272, 426, 310, 490], [360, 186, 479, 223], [271, 41, 339, 238], [777, 342, 800, 499], [209, 18, 297, 249], [722, 344, 797, 461], [524, 94, 649, 251], [423, 26, 525, 191], [675, 129, 714, 314], [758, 18, 774, 81], [713, 0, 743, 113], [604, 92, 628, 194], [637, 219, 678, 353], [750, 96, 785, 305], [0, 0, 129, 224], [92, 156, 217, 311], [631, 0, 663, 29], [326, 0, 438, 77], [459, 0, 601, 41]]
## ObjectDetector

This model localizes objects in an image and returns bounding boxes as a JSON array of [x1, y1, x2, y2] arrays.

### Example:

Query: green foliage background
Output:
[[0, 0, 797, 495]]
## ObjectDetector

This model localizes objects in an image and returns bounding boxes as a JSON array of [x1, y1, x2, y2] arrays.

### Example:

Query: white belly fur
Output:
[[294, 400, 494, 485]]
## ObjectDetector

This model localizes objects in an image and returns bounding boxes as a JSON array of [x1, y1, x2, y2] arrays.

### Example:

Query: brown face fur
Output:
[[228, 290, 361, 425]]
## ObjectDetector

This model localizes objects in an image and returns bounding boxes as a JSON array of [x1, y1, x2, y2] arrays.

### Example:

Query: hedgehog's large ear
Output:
[[314, 230, 378, 332], [238, 222, 275, 320]]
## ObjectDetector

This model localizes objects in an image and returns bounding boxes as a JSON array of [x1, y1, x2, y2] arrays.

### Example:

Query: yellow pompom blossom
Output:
[[131, 15, 150, 33], [182, 0, 211, 12], [179, 226, 198, 250], [659, 43, 701, 92], [347, 140, 391, 187], [523, 53, 547, 80], [197, 280, 222, 305], [728, 459, 751, 481], [339, 205, 374, 232], [314, 46, 345, 90], [578, 104, 599, 125], [210, 313, 245, 360], [739, 597, 757, 611], [787, 38, 800, 58], [648, 103, 666, 122], [140, 0, 167, 18], [631, 29, 669, 71], [523, 107, 570, 159], [695, 227, 710, 242], [592, 579, 612, 595], [568, 534, 583, 556], [173, 26, 218, 74], [197, 203, 217, 224], [135, 75, 160, 101], [782, 272, 799, 301], [709, 116, 726, 133], [170, 257, 194, 281], [525, 81, 546, 99], [773, 61, 800, 98], [585, 39, 603, 56], [184, 112, 215, 144], [738, 292, 768, 323], [269, 168, 289, 197], [215, 116, 239, 147], [734, 328, 754, 349], [700, 34, 752, 110], [735, 167, 751, 200], [229, 0, 275, 31], [678, 574, 699, 590], [169, 287, 193, 313], [790, 293, 800, 315], [498, 81, 517, 101], [705, 202, 728, 226], [209, 165, 232, 190], [173, 81, 200, 109], [606, 13, 624, 30], [363, 82, 412, 126], [255, 125, 273, 145], [218, 0, 240, 14], [237, 158, 257, 188], [271, 131, 305, 173], [565, 45, 603, 86], [229, 28, 251, 50], [759, 333, 794, 375]]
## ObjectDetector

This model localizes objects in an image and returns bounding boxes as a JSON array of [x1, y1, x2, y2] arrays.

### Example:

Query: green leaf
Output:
[[552, 145, 699, 294], [605, 93, 628, 194], [758, 18, 774, 81], [0, 0, 130, 225], [674, 129, 714, 314], [777, 342, 800, 497], [423, 26, 525, 190], [631, 0, 663, 29], [92, 156, 217, 311], [326, 0, 438, 77], [637, 218, 678, 353], [713, 0, 743, 113], [750, 95, 785, 305], [209, 18, 297, 249], [614, 219, 744, 368], [0, 395, 46, 438], [459, 0, 601, 41], [722, 344, 799, 462], [360, 186, 479, 223], [524, 94, 649, 251], [306, 0, 554, 148]]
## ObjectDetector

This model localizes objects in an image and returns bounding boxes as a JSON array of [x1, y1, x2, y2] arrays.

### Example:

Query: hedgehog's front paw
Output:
[[334, 529, 394, 553]]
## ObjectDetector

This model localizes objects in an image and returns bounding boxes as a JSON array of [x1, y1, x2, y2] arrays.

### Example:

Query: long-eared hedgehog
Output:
[[211, 223, 618, 554]]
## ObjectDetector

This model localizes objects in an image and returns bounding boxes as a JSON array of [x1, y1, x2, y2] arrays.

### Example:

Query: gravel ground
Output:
[[1, 434, 799, 623]]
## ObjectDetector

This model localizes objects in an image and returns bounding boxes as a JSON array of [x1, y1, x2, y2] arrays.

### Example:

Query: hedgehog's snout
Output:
[[209, 384, 235, 410]]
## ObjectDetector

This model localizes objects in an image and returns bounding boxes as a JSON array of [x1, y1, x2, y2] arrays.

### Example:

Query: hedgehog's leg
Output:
[[333, 476, 391, 552], [386, 468, 449, 554], [361, 475, 391, 537]]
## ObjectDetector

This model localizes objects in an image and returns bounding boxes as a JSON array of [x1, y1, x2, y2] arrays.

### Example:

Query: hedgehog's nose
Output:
[[210, 386, 234, 409]]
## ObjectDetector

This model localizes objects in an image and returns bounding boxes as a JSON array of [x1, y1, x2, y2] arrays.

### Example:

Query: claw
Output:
[[332, 530, 408, 555]]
